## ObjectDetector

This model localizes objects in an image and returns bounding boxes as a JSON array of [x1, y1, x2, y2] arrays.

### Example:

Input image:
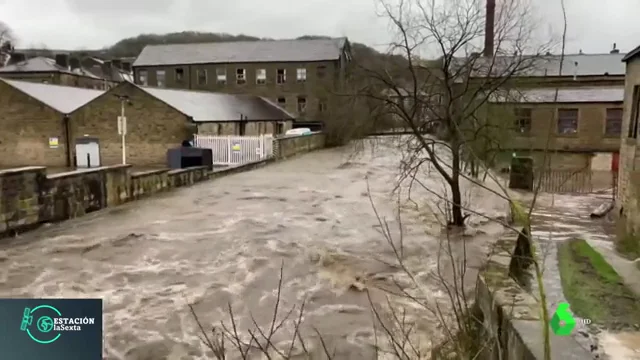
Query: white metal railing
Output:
[[194, 134, 274, 166]]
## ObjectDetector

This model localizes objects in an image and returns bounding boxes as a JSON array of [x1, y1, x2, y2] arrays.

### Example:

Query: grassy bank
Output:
[[558, 239, 640, 326]]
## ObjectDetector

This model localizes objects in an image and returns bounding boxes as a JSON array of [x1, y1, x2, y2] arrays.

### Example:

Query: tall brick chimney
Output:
[[484, 0, 495, 57]]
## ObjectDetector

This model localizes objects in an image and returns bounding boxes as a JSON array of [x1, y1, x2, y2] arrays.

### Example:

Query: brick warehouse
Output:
[[0, 79, 295, 168]]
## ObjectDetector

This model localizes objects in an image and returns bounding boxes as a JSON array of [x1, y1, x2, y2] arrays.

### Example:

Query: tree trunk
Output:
[[450, 141, 465, 226]]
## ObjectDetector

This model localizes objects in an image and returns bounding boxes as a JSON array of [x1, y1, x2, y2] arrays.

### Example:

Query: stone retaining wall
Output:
[[472, 232, 592, 360], [0, 132, 322, 237]]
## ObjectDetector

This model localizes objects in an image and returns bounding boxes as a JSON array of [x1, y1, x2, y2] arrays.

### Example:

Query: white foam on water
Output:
[[0, 138, 509, 359]]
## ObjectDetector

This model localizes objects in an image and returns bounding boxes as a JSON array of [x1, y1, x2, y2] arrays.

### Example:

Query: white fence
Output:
[[194, 134, 274, 166]]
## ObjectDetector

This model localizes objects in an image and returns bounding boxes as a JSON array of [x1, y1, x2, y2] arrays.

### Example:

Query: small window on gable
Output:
[[557, 109, 579, 135], [277, 69, 286, 84], [216, 68, 227, 84], [256, 69, 266, 85], [296, 68, 307, 82], [197, 69, 207, 85], [175, 68, 184, 82], [236, 68, 246, 85]]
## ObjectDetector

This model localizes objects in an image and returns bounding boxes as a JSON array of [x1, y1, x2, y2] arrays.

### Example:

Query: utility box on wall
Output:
[[509, 156, 534, 191], [166, 147, 213, 169]]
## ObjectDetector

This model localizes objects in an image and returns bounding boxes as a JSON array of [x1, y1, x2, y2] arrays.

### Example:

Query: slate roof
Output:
[[0, 78, 105, 113], [622, 45, 640, 62], [133, 38, 348, 67], [0, 56, 103, 79], [136, 84, 296, 122], [467, 53, 626, 78], [489, 87, 624, 103]]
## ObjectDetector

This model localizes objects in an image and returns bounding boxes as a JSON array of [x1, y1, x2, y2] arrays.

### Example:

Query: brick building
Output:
[[0, 79, 294, 168], [131, 38, 352, 122]]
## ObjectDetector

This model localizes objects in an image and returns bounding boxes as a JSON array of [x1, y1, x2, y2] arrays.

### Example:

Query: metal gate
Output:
[[194, 134, 274, 166]]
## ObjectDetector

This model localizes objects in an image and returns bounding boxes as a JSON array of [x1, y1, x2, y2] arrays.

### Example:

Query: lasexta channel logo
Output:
[[19, 304, 96, 344]]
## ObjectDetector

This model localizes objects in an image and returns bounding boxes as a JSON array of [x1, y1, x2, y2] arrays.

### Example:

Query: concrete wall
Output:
[[274, 132, 326, 158], [0, 132, 327, 237]]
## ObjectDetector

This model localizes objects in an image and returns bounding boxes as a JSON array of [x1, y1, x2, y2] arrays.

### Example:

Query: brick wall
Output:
[[70, 82, 192, 166], [0, 81, 69, 168]]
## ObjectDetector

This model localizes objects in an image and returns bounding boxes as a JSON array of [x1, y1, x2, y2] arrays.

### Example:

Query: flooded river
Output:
[[0, 139, 508, 359]]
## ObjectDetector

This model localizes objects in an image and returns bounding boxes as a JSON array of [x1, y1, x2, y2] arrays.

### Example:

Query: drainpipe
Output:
[[63, 114, 72, 167]]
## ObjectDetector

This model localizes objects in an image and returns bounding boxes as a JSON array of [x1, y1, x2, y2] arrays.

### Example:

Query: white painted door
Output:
[[76, 142, 101, 168]]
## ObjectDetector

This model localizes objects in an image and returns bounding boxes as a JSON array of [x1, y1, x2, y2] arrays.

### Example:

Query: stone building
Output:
[[0, 79, 294, 168], [0, 78, 103, 168], [488, 86, 623, 171], [71, 83, 294, 166], [616, 46, 640, 243], [478, 49, 627, 174], [131, 38, 352, 122], [0, 52, 135, 89]]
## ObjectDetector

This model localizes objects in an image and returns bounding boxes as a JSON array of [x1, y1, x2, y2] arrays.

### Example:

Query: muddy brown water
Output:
[[0, 139, 508, 359]]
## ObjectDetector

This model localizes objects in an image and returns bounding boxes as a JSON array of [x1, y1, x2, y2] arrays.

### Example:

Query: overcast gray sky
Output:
[[0, 0, 639, 55]]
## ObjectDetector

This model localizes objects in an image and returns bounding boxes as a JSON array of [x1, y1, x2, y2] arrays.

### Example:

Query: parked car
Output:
[[285, 128, 312, 136]]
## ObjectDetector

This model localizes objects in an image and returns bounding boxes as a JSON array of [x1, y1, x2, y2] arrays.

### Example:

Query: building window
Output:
[[256, 69, 266, 85], [296, 68, 307, 82], [318, 99, 328, 112], [216, 68, 227, 84], [276, 122, 284, 134], [513, 108, 531, 134], [277, 97, 286, 107], [157, 70, 166, 87], [236, 68, 246, 85], [557, 109, 579, 135], [139, 70, 148, 86], [629, 85, 640, 138], [317, 66, 326, 79], [297, 96, 307, 113], [276, 69, 286, 84], [197, 69, 207, 85], [605, 108, 623, 136], [175, 68, 184, 82]]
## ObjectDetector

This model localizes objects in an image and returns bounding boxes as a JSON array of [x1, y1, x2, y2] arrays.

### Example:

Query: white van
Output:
[[285, 128, 312, 136]]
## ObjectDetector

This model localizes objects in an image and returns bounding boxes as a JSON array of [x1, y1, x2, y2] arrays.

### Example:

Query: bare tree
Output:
[[354, 0, 557, 226], [0, 20, 15, 53]]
